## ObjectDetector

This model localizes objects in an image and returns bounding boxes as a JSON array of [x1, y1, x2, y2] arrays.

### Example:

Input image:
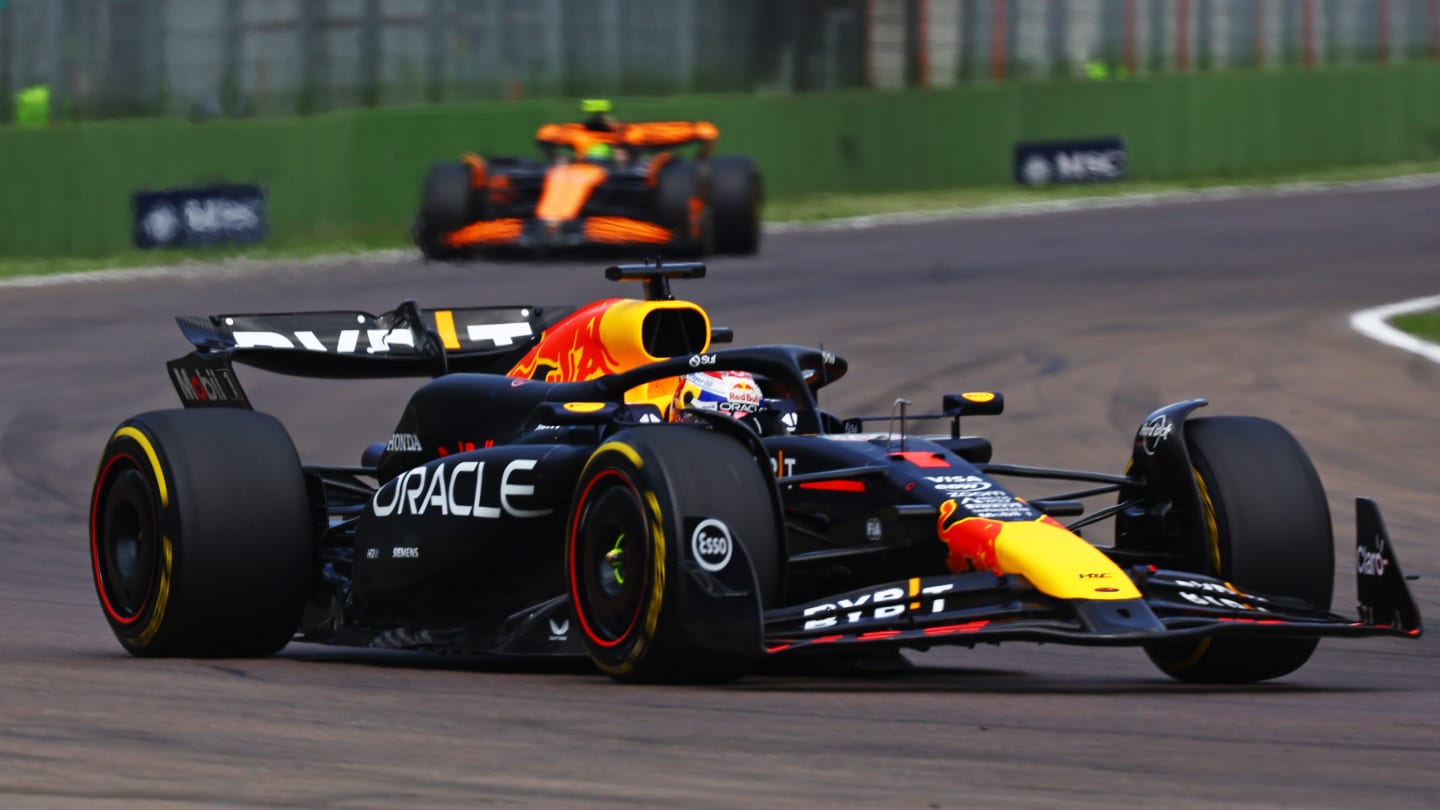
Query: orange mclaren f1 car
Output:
[[413, 120, 763, 260]]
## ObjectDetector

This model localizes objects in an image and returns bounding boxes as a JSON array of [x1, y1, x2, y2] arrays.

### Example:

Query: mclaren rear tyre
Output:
[[1145, 416, 1335, 683], [655, 160, 713, 258], [90, 409, 315, 658], [566, 426, 782, 683], [708, 156, 763, 255], [415, 161, 480, 261]]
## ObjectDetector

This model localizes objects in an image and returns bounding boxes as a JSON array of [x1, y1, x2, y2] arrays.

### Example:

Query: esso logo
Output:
[[691, 519, 732, 572]]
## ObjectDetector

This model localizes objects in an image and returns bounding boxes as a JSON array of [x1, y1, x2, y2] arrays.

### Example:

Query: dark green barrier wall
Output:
[[4, 66, 1440, 258]]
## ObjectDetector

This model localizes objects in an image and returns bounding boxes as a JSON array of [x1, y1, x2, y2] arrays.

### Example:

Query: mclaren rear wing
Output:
[[166, 300, 573, 408]]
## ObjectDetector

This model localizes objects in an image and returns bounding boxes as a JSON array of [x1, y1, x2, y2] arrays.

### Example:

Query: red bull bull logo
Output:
[[937, 499, 1142, 600], [726, 376, 761, 413], [937, 499, 1003, 574], [509, 301, 623, 383]]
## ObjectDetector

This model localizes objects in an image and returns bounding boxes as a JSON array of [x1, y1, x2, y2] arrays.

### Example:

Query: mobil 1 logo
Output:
[[1015, 137, 1127, 187], [165, 355, 251, 408]]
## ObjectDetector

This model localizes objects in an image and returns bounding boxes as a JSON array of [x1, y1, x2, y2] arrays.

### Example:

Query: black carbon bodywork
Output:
[[150, 269, 1421, 670]]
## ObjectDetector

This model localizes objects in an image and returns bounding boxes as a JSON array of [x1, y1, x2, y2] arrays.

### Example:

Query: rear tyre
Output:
[[90, 410, 315, 657], [415, 161, 481, 261], [1145, 416, 1334, 683], [567, 426, 782, 683], [708, 156, 763, 255], [655, 160, 712, 258]]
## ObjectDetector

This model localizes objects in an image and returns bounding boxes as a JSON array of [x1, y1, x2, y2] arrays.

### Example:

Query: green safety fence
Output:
[[3, 65, 1439, 259]]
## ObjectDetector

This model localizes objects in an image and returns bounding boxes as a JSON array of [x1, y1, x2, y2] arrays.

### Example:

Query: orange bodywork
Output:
[[461, 153, 487, 187], [535, 120, 718, 153], [620, 120, 718, 147], [447, 218, 523, 247], [644, 152, 674, 187], [487, 174, 514, 205], [535, 162, 608, 222], [584, 217, 672, 245]]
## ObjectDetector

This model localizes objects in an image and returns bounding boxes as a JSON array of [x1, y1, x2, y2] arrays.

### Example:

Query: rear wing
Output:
[[166, 300, 572, 408], [535, 121, 718, 153]]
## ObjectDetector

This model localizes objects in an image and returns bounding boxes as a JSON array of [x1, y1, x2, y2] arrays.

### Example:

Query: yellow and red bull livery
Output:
[[89, 262, 1421, 686]]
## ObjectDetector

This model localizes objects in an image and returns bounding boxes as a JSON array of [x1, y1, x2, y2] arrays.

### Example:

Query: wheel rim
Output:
[[572, 470, 650, 646], [93, 458, 161, 624]]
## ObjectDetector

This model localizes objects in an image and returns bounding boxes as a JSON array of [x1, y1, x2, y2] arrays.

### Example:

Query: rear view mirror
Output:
[[942, 392, 1004, 417]]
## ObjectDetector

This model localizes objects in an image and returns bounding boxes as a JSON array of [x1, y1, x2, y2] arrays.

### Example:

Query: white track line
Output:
[[0, 249, 414, 290], [763, 171, 1440, 233], [1350, 295, 1440, 364], [5, 171, 1440, 291]]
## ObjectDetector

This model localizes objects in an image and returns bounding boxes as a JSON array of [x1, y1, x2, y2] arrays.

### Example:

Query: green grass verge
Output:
[[1392, 311, 1440, 343], [4, 159, 1440, 281], [0, 227, 406, 281], [766, 160, 1440, 222]]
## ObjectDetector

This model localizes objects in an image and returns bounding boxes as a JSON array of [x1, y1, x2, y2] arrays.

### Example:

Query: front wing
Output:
[[760, 498, 1421, 654], [446, 216, 678, 250]]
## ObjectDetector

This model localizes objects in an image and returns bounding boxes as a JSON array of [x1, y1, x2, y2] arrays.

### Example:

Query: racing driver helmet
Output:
[[671, 370, 765, 422]]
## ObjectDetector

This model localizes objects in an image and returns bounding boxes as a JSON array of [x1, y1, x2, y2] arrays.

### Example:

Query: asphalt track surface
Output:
[[2, 186, 1439, 809]]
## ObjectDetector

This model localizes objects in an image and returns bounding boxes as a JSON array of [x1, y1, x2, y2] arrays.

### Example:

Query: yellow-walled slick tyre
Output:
[[1145, 416, 1334, 683], [566, 425, 781, 683], [90, 410, 315, 657]]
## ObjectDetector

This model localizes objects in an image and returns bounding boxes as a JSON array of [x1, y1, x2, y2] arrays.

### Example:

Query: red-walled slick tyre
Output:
[[90, 409, 315, 657]]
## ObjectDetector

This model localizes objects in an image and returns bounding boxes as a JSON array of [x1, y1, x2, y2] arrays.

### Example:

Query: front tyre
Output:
[[1145, 416, 1334, 683], [708, 156, 763, 255], [90, 410, 315, 657], [655, 160, 713, 258], [415, 161, 481, 261], [567, 426, 782, 683]]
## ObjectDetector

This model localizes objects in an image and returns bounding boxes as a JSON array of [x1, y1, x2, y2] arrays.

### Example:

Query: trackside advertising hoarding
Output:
[[1014, 137, 1128, 187], [133, 185, 268, 249]]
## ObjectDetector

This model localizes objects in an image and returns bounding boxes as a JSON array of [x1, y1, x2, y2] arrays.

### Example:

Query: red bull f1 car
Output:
[[90, 263, 1421, 683], [413, 120, 762, 260]]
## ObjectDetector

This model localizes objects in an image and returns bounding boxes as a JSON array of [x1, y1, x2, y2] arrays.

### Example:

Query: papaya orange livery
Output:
[[413, 116, 762, 259], [536, 163, 608, 222]]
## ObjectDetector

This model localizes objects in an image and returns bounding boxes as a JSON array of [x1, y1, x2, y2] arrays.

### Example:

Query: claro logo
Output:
[[1358, 536, 1389, 577], [372, 458, 552, 519]]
